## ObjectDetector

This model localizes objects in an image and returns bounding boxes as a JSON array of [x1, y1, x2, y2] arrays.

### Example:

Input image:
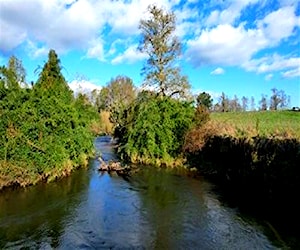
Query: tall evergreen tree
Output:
[[35, 49, 73, 102]]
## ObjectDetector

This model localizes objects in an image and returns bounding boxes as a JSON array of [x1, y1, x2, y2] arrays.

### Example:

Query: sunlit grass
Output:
[[210, 111, 300, 140]]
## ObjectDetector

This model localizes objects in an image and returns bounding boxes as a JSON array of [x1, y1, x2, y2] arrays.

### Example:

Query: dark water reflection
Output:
[[0, 136, 285, 249]]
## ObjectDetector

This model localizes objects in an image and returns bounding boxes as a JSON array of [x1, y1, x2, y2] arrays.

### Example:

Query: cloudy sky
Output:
[[0, 0, 299, 107]]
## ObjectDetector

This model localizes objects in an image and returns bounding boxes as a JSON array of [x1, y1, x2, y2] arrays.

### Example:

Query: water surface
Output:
[[0, 136, 284, 249]]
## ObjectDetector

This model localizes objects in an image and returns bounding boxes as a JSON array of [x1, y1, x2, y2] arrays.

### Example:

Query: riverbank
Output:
[[184, 111, 300, 190], [183, 112, 300, 244], [0, 153, 91, 191]]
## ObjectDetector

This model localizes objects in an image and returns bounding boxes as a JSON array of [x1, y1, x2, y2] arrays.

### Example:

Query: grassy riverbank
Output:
[[0, 154, 90, 190], [210, 110, 300, 139]]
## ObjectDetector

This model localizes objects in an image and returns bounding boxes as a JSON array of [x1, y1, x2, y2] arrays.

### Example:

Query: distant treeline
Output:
[[208, 88, 291, 112]]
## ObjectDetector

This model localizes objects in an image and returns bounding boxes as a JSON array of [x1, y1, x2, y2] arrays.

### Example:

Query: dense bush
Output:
[[118, 94, 194, 166], [0, 50, 98, 189]]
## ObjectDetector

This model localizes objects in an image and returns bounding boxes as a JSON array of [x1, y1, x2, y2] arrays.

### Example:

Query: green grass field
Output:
[[210, 110, 300, 139]]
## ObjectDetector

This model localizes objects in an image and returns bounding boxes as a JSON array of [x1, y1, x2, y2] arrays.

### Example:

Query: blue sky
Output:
[[0, 0, 299, 108]]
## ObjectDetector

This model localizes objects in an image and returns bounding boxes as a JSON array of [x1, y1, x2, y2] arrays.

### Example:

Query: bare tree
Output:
[[270, 88, 290, 110], [250, 96, 256, 111], [241, 96, 248, 111], [229, 95, 242, 112], [259, 94, 268, 111], [219, 92, 229, 112]]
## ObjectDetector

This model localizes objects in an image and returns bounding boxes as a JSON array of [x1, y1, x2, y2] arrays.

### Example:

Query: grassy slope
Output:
[[210, 110, 300, 140]]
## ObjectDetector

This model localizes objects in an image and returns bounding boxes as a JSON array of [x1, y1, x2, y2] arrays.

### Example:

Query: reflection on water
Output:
[[0, 136, 282, 249]]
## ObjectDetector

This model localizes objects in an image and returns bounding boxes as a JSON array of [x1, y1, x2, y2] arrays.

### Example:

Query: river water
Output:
[[0, 136, 293, 249]]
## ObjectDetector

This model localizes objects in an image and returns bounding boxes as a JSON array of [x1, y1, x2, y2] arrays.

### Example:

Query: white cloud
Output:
[[175, 6, 200, 38], [26, 40, 49, 58], [205, 0, 260, 27], [210, 67, 225, 75], [244, 54, 300, 74], [0, 0, 103, 53], [86, 38, 106, 62], [186, 24, 267, 66], [186, 3, 300, 77], [0, 0, 176, 58], [68, 79, 102, 94], [111, 45, 147, 65], [205, 10, 220, 27], [281, 68, 300, 78], [258, 6, 300, 43], [265, 74, 273, 81], [0, 19, 27, 52]]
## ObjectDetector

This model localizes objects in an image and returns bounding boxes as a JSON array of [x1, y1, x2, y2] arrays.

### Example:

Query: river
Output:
[[0, 136, 295, 249]]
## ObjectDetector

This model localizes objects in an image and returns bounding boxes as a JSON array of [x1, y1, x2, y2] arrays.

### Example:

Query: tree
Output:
[[270, 88, 290, 110], [196, 92, 213, 110], [97, 75, 136, 127], [0, 56, 26, 90], [118, 96, 194, 166], [270, 88, 281, 110], [241, 96, 248, 111], [139, 5, 190, 99], [250, 96, 256, 111], [229, 95, 242, 112], [0, 51, 98, 188], [259, 94, 268, 111], [219, 92, 229, 112], [35, 49, 73, 102]]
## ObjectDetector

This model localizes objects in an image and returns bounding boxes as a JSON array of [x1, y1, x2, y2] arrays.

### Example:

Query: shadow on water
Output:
[[187, 135, 300, 249], [0, 166, 90, 249], [0, 136, 290, 249]]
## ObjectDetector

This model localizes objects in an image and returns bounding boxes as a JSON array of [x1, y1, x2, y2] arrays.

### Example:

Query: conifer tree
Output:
[[35, 49, 73, 102]]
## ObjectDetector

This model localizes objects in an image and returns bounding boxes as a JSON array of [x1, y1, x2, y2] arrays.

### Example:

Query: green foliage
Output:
[[196, 92, 213, 110], [139, 5, 191, 99], [0, 51, 97, 189], [35, 49, 73, 103], [118, 95, 194, 166]]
